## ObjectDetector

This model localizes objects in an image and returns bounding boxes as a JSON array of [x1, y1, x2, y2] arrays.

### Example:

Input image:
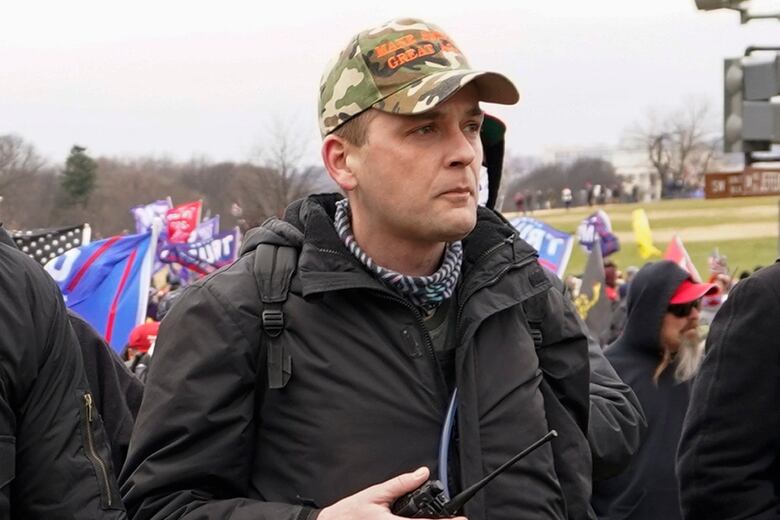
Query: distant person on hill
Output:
[[562, 187, 573, 210]]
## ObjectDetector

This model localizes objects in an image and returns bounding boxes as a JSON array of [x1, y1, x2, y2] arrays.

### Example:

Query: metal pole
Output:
[[744, 46, 780, 57], [742, 11, 780, 23]]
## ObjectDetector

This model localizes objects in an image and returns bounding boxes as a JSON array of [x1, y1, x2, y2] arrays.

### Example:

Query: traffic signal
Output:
[[723, 53, 780, 153], [695, 0, 741, 10]]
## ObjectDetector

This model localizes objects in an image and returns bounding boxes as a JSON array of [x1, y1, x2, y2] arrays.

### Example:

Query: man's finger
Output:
[[364, 466, 430, 504]]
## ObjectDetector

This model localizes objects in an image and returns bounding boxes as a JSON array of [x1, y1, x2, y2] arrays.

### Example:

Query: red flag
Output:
[[166, 201, 202, 243], [664, 235, 701, 282]]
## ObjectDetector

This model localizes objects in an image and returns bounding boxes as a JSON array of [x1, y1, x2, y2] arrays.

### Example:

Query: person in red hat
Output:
[[124, 321, 160, 378], [592, 260, 718, 520]]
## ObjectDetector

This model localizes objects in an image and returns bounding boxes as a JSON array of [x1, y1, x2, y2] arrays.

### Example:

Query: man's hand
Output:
[[317, 467, 467, 520]]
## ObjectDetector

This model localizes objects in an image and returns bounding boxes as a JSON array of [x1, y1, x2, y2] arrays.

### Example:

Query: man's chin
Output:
[[439, 218, 477, 242]]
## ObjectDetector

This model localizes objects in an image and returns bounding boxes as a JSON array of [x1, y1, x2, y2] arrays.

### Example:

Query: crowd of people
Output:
[[2, 16, 778, 520], [513, 183, 637, 215]]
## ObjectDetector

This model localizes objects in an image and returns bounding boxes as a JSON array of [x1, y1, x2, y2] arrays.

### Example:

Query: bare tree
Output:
[[495, 152, 538, 211], [626, 98, 721, 198], [0, 134, 46, 193], [244, 118, 330, 224], [0, 135, 50, 226]]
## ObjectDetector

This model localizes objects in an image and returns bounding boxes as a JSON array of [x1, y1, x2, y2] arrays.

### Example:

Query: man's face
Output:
[[345, 84, 484, 245], [660, 299, 701, 353]]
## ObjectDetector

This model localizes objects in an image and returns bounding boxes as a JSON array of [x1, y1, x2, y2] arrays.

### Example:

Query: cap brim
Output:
[[373, 69, 519, 116], [669, 279, 720, 304]]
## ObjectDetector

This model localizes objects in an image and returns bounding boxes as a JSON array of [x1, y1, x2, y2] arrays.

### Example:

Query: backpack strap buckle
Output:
[[262, 309, 284, 338]]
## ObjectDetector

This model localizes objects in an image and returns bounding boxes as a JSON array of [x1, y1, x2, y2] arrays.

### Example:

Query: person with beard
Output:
[[591, 261, 718, 520]]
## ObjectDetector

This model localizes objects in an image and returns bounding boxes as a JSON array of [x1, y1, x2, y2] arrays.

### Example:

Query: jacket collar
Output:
[[256, 194, 540, 300]]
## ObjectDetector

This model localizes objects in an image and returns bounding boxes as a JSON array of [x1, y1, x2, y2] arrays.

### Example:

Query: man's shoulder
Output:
[[726, 262, 780, 306], [189, 253, 260, 302], [0, 242, 59, 300], [748, 262, 780, 289]]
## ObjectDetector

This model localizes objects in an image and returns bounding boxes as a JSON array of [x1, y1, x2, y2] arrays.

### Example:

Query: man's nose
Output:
[[446, 128, 478, 168]]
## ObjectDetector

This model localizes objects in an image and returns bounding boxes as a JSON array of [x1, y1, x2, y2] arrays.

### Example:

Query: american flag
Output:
[[11, 224, 91, 265]]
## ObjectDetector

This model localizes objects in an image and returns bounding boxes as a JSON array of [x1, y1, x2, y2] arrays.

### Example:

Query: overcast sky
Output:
[[2, 0, 778, 165]]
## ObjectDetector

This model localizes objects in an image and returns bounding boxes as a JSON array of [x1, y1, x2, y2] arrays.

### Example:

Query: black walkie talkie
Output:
[[391, 430, 557, 518]]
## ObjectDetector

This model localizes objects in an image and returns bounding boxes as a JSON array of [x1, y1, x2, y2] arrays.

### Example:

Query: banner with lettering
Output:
[[189, 215, 220, 243], [509, 216, 574, 278], [131, 198, 173, 234], [166, 201, 202, 243], [159, 227, 240, 275]]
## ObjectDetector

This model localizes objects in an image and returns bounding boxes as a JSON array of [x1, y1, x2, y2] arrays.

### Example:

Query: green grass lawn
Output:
[[564, 236, 778, 278], [503, 196, 780, 278]]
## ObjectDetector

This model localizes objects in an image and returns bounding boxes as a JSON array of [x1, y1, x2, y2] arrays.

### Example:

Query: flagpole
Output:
[[82, 223, 92, 245]]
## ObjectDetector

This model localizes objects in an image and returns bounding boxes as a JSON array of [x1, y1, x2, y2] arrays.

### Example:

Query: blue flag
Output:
[[44, 229, 159, 352], [509, 216, 574, 278]]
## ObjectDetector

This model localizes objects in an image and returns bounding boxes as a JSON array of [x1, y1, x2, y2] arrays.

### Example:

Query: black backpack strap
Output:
[[253, 243, 298, 389], [523, 292, 545, 347], [522, 264, 551, 348]]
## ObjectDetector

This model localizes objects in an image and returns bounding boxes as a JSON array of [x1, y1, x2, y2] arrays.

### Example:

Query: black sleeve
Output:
[[529, 276, 593, 520], [677, 275, 780, 520], [587, 335, 646, 480], [69, 310, 144, 477], [532, 279, 591, 432], [119, 281, 315, 520], [0, 248, 125, 518]]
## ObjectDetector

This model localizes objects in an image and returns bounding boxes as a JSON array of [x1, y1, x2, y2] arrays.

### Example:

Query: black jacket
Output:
[[677, 261, 780, 519], [0, 234, 126, 518], [68, 311, 144, 476], [592, 261, 690, 520], [121, 195, 635, 520]]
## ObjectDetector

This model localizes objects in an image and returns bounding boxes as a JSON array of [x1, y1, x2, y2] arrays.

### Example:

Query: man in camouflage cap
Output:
[[121, 17, 599, 520]]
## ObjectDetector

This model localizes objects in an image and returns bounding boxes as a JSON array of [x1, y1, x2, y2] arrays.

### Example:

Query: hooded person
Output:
[[0, 223, 127, 518], [677, 261, 780, 519], [591, 260, 718, 520], [0, 224, 143, 480]]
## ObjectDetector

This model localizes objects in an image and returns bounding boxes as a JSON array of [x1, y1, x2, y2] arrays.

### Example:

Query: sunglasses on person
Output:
[[667, 299, 701, 318]]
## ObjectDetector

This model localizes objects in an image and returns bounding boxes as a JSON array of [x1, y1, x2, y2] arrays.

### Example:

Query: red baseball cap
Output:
[[669, 279, 719, 305], [128, 321, 160, 353]]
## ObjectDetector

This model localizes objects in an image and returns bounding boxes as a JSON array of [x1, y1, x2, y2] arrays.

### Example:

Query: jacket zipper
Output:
[[455, 235, 537, 331], [372, 291, 450, 403], [82, 392, 113, 507]]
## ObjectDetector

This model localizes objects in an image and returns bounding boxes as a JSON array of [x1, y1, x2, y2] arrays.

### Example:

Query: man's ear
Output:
[[322, 135, 358, 192]]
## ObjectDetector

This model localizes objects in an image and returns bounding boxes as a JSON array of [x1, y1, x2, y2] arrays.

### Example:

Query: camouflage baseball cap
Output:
[[318, 18, 519, 137]]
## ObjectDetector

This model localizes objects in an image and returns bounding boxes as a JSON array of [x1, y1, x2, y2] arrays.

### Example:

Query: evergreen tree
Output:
[[61, 145, 97, 206]]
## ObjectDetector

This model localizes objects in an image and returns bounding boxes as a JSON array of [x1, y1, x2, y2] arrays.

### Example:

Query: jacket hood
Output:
[[0, 225, 18, 249], [612, 260, 690, 355], [238, 195, 328, 255]]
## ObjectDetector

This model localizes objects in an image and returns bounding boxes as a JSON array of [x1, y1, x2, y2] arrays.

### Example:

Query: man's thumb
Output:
[[369, 466, 430, 504]]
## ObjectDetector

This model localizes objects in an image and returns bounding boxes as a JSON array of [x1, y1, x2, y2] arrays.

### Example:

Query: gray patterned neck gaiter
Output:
[[334, 198, 463, 313]]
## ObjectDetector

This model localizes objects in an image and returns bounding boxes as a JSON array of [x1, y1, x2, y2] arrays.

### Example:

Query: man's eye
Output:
[[415, 125, 435, 135]]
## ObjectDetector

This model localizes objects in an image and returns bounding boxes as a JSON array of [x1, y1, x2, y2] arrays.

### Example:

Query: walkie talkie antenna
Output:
[[441, 430, 558, 515]]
